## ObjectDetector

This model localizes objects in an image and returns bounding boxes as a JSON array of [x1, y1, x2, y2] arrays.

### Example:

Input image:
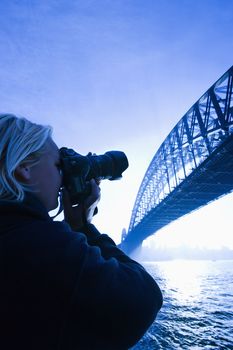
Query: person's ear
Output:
[[15, 163, 31, 182]]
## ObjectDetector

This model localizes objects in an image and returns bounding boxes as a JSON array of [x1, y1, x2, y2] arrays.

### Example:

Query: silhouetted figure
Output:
[[0, 114, 163, 350]]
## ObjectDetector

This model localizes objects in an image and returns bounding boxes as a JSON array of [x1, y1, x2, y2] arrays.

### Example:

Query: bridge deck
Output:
[[122, 67, 233, 254]]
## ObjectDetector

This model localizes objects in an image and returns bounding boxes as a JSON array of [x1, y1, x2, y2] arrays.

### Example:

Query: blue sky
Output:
[[0, 0, 233, 249]]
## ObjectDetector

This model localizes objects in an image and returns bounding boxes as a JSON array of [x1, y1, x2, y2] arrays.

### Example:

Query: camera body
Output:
[[60, 147, 129, 205]]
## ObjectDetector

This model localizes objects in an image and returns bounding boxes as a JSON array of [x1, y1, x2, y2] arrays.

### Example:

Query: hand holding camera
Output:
[[60, 147, 128, 231], [62, 179, 101, 231]]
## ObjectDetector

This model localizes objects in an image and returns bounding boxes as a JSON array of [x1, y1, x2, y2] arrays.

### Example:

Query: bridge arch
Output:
[[122, 66, 233, 254]]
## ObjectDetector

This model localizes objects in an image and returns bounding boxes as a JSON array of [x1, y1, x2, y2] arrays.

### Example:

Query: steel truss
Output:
[[128, 66, 233, 236]]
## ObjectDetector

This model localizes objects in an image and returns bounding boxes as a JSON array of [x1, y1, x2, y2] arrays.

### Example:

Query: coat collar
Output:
[[0, 192, 52, 232]]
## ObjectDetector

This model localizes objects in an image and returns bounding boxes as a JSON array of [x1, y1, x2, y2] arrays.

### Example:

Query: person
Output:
[[0, 113, 163, 350]]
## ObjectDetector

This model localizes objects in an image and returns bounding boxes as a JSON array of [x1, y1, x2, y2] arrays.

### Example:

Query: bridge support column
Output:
[[120, 239, 143, 258]]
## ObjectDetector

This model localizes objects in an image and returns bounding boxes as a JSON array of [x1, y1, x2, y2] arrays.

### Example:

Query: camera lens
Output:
[[87, 151, 129, 180]]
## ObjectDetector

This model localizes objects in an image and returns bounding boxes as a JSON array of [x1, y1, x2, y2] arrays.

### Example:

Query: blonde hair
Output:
[[0, 113, 52, 201]]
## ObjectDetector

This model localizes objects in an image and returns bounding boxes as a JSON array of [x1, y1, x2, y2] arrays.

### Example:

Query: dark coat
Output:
[[0, 194, 163, 350]]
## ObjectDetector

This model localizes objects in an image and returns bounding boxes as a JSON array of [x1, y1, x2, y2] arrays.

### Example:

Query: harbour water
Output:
[[132, 260, 233, 350]]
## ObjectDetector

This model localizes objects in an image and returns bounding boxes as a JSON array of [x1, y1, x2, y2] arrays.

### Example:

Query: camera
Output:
[[60, 147, 129, 205]]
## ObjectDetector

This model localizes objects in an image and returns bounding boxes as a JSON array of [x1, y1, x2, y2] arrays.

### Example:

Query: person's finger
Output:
[[61, 188, 72, 207], [83, 180, 100, 209]]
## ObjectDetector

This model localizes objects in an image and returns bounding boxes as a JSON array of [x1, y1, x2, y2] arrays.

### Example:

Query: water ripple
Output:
[[131, 260, 233, 350]]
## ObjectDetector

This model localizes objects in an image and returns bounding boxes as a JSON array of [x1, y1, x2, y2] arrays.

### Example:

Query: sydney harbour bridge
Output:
[[121, 66, 233, 254]]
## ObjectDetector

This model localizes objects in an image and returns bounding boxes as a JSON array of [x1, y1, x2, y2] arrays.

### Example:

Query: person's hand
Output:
[[62, 179, 101, 231]]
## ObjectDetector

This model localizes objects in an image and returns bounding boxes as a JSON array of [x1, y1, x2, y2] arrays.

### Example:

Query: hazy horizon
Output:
[[136, 244, 233, 262]]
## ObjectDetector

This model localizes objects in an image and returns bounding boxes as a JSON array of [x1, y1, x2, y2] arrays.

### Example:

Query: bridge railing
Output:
[[128, 66, 233, 232]]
